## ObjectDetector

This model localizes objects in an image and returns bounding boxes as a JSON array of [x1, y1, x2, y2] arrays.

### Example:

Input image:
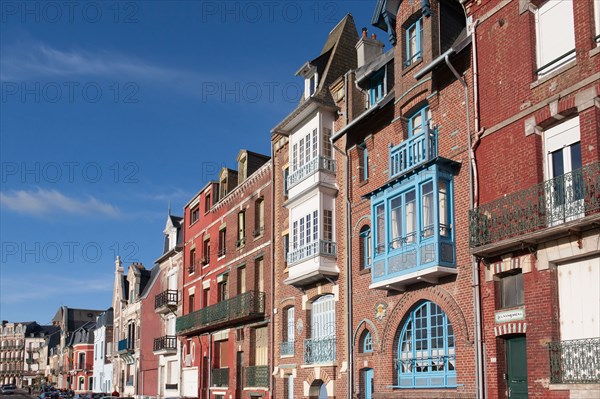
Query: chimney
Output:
[[356, 27, 384, 68]]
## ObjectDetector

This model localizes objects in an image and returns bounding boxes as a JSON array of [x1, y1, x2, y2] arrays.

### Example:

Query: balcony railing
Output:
[[548, 337, 600, 384], [304, 337, 336, 364], [280, 341, 294, 356], [253, 225, 265, 238], [176, 290, 265, 334], [389, 127, 437, 179], [288, 156, 336, 189], [153, 336, 177, 352], [287, 240, 337, 265], [469, 163, 600, 249], [211, 368, 229, 387], [155, 289, 178, 310], [117, 338, 134, 353], [245, 365, 269, 387]]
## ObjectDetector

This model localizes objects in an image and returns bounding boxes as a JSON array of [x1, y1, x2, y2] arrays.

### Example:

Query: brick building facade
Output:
[[177, 150, 272, 399], [465, 0, 600, 398]]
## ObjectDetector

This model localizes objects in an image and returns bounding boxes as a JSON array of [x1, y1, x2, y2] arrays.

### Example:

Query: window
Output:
[[203, 238, 210, 264], [254, 198, 265, 237], [237, 266, 246, 294], [360, 330, 373, 353], [497, 272, 524, 309], [78, 352, 85, 369], [252, 327, 268, 366], [190, 206, 199, 225], [218, 228, 226, 257], [220, 176, 228, 199], [323, 210, 333, 242], [189, 249, 196, 274], [359, 226, 372, 270], [358, 142, 368, 181], [218, 276, 228, 302], [204, 193, 211, 213], [408, 106, 431, 137], [305, 72, 318, 98], [322, 128, 332, 159], [285, 307, 295, 343], [595, 2, 600, 44], [188, 294, 195, 313], [283, 167, 289, 196], [237, 211, 246, 247], [535, 0, 575, 77], [238, 155, 247, 182], [255, 258, 264, 292], [285, 375, 294, 399], [202, 288, 209, 307], [396, 301, 456, 388], [283, 234, 289, 265], [369, 69, 385, 106], [292, 130, 318, 172], [405, 17, 423, 67], [311, 294, 335, 339]]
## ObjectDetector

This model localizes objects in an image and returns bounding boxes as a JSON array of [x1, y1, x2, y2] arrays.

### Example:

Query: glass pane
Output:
[[439, 180, 449, 236], [412, 112, 423, 136], [422, 182, 434, 238], [390, 197, 403, 249], [405, 190, 416, 243], [376, 204, 385, 253]]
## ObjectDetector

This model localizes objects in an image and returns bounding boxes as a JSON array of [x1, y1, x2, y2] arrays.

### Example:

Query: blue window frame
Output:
[[362, 331, 373, 353], [408, 106, 430, 137], [369, 69, 385, 106], [371, 164, 455, 284], [405, 18, 423, 67], [359, 226, 372, 269], [396, 301, 456, 388]]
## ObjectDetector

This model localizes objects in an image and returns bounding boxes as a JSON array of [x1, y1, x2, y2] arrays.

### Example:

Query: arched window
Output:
[[360, 330, 373, 353], [396, 301, 456, 388], [359, 226, 372, 270]]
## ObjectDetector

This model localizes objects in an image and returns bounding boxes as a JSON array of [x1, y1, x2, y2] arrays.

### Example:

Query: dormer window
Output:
[[220, 176, 228, 199], [305, 72, 318, 99], [238, 154, 247, 183], [369, 69, 385, 106], [405, 17, 423, 67]]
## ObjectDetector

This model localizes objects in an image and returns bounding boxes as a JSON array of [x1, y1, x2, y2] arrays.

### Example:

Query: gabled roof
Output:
[[139, 264, 161, 299], [272, 14, 358, 135]]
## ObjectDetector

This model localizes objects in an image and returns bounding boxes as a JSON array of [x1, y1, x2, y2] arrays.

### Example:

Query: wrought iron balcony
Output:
[[117, 338, 134, 354], [287, 156, 336, 189], [245, 365, 269, 387], [548, 337, 600, 384], [280, 341, 294, 356], [389, 127, 437, 179], [304, 337, 336, 365], [469, 162, 600, 253], [211, 367, 229, 387], [217, 247, 227, 258], [287, 240, 336, 265], [176, 290, 265, 335], [153, 336, 177, 354], [253, 225, 265, 238], [155, 289, 178, 313]]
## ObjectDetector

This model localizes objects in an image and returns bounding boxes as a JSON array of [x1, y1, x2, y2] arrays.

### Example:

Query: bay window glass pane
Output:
[[405, 190, 416, 243], [390, 197, 403, 249], [422, 182, 434, 238], [299, 218, 305, 247], [439, 180, 449, 236], [376, 203, 385, 254]]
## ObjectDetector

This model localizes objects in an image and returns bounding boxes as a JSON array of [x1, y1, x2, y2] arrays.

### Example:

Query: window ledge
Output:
[[359, 268, 371, 276], [402, 58, 424, 77], [590, 46, 600, 58], [359, 179, 369, 187], [279, 354, 294, 359], [531, 59, 577, 89], [300, 362, 336, 369]]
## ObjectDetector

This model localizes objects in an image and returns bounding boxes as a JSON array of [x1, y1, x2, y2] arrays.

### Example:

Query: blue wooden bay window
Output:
[[371, 163, 455, 285], [396, 301, 456, 388], [359, 226, 372, 270]]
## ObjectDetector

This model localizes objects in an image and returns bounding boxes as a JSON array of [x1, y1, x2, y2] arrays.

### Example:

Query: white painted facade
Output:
[[92, 319, 113, 393]]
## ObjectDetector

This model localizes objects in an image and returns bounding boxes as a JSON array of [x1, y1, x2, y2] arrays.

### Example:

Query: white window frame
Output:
[[534, 0, 576, 77]]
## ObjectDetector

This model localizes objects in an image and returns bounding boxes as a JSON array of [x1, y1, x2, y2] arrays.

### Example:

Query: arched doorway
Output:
[[308, 379, 328, 399]]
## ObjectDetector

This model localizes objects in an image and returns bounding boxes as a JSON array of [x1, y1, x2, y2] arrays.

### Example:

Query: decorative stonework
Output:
[[494, 322, 527, 337], [375, 302, 387, 321]]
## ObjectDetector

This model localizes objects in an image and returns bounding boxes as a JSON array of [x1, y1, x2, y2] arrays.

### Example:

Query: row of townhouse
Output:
[[19, 1, 599, 398]]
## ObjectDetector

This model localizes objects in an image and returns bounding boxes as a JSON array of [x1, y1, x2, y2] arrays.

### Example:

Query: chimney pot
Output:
[[371, 33, 377, 40], [362, 27, 368, 38]]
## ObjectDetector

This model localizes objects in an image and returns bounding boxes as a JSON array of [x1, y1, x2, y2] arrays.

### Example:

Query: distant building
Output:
[[92, 309, 113, 393], [66, 322, 96, 392], [0, 321, 58, 388], [111, 259, 154, 397]]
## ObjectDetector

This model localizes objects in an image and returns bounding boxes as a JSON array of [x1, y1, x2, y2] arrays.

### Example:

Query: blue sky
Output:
[[0, 1, 383, 323]]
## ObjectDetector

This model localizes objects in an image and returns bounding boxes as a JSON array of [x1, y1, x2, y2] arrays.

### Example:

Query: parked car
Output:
[[1, 384, 16, 395]]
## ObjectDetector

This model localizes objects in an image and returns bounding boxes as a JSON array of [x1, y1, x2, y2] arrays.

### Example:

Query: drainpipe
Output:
[[331, 72, 352, 399], [269, 149, 275, 399]]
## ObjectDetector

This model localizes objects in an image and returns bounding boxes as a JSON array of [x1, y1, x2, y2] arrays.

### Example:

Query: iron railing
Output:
[[211, 368, 229, 387], [470, 163, 600, 248], [304, 337, 336, 364], [217, 247, 227, 257], [155, 289, 178, 310], [280, 341, 294, 356], [287, 240, 337, 265], [153, 336, 177, 352], [176, 290, 265, 334], [548, 337, 600, 384], [246, 365, 269, 387], [287, 156, 336, 189], [253, 225, 265, 238], [389, 127, 437, 179]]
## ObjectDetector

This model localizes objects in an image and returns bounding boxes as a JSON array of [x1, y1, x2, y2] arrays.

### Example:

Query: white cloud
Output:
[[0, 188, 120, 218]]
